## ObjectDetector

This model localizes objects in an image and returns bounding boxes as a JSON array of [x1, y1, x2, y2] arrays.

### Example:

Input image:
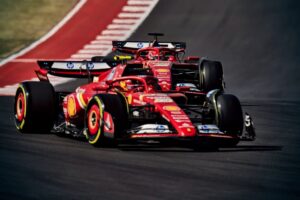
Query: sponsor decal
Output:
[[176, 83, 197, 88], [142, 94, 168, 97], [197, 124, 222, 134], [150, 61, 170, 66], [154, 98, 173, 103], [67, 96, 76, 117], [87, 62, 94, 69], [172, 115, 189, 119], [137, 42, 144, 48], [157, 68, 170, 73], [132, 124, 170, 134], [157, 76, 169, 78], [156, 125, 168, 133], [142, 94, 172, 103], [170, 111, 182, 115], [163, 105, 180, 111], [175, 119, 190, 123], [66, 62, 74, 69], [75, 88, 86, 93]]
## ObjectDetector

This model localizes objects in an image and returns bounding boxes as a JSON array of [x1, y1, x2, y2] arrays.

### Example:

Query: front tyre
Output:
[[216, 94, 243, 146], [14, 82, 56, 133], [85, 94, 128, 146]]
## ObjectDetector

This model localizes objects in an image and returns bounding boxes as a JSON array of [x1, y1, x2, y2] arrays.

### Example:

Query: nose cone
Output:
[[156, 104, 197, 137]]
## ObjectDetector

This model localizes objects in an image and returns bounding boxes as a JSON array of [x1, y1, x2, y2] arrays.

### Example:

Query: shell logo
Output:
[[67, 96, 76, 117], [163, 105, 180, 111], [157, 68, 169, 73]]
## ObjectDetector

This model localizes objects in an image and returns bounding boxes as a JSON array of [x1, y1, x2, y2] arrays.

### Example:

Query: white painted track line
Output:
[[0, 0, 87, 67]]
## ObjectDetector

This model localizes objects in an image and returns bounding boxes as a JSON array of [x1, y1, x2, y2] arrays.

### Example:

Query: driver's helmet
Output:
[[120, 80, 144, 92], [168, 55, 176, 61], [147, 50, 159, 60]]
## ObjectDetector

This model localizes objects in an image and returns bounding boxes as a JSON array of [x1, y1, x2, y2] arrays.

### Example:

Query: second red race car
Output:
[[14, 33, 255, 149]]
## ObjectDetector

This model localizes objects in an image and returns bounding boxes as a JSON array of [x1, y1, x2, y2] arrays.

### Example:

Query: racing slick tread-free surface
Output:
[[14, 82, 55, 133], [200, 60, 224, 92]]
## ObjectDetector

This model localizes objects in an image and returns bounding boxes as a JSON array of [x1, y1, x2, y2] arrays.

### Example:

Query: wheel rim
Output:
[[16, 92, 25, 121], [88, 104, 100, 135]]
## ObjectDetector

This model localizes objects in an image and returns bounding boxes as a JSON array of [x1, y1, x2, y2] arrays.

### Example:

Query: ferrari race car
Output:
[[14, 33, 255, 148]]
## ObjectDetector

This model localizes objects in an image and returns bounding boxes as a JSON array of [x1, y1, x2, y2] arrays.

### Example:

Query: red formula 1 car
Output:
[[14, 33, 255, 148]]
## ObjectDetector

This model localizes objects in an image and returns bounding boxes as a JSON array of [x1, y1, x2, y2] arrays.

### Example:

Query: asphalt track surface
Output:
[[1, 0, 300, 199]]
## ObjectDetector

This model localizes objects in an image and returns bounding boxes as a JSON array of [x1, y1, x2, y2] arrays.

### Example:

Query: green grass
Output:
[[0, 0, 77, 59]]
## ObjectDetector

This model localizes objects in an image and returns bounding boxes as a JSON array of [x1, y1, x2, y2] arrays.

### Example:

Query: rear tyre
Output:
[[200, 60, 224, 92], [85, 94, 128, 146], [216, 94, 243, 146], [14, 82, 56, 133]]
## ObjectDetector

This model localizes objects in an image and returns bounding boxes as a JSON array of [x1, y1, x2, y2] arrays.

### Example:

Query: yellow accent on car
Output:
[[157, 68, 170, 73], [79, 93, 87, 108], [114, 55, 133, 61], [127, 94, 132, 105], [163, 105, 180, 111], [19, 120, 25, 129], [88, 96, 103, 144], [67, 96, 76, 117]]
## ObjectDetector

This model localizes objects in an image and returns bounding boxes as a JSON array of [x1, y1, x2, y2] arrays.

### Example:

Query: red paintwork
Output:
[[16, 92, 25, 121], [39, 43, 231, 141], [87, 104, 100, 135], [58, 54, 202, 139]]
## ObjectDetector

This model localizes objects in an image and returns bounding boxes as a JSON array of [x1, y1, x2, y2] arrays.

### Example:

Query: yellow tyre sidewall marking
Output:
[[89, 96, 103, 144]]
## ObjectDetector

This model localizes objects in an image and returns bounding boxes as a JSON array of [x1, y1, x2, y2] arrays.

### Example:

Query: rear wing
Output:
[[36, 60, 111, 80], [112, 41, 186, 54]]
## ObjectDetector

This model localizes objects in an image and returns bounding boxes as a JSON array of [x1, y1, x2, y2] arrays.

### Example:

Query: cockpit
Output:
[[136, 48, 177, 61]]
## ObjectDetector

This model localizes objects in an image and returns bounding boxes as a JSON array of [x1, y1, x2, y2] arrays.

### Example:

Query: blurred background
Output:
[[0, 0, 76, 59]]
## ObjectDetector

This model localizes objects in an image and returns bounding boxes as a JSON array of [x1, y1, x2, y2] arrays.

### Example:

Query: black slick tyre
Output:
[[216, 94, 243, 146], [200, 60, 224, 92], [85, 93, 128, 146], [14, 81, 56, 133]]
